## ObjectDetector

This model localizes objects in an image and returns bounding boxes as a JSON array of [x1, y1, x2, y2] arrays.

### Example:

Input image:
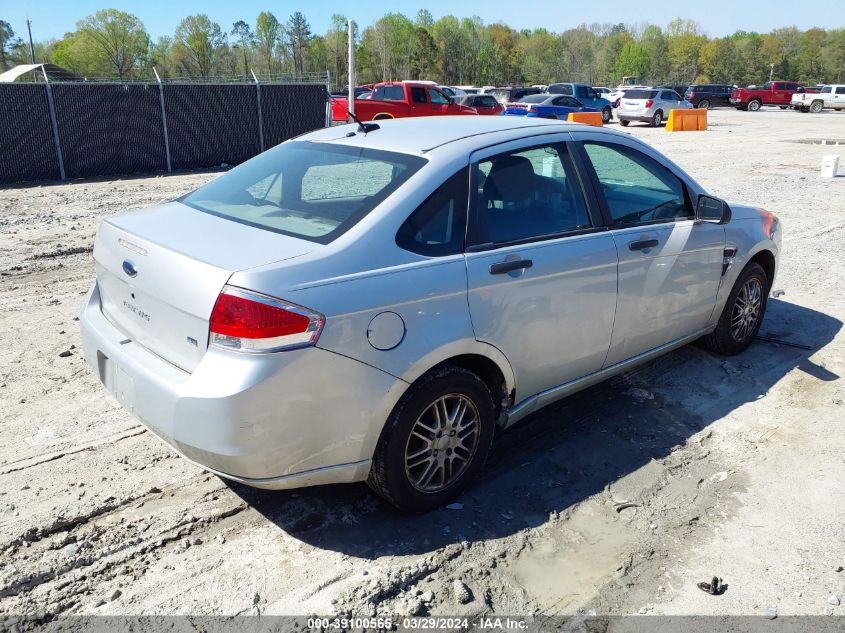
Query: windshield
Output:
[[182, 142, 426, 244], [624, 89, 657, 100]]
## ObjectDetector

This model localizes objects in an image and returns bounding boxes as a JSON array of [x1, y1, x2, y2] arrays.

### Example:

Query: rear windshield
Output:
[[371, 85, 406, 101], [182, 141, 426, 244], [624, 89, 657, 99], [518, 94, 550, 103]]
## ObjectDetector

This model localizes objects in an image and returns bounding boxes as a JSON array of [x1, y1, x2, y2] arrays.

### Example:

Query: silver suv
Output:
[[618, 88, 692, 126], [81, 117, 780, 512]]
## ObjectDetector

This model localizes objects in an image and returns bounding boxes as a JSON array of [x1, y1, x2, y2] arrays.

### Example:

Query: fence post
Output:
[[42, 67, 65, 181], [252, 70, 265, 153], [153, 67, 172, 173], [325, 70, 332, 128]]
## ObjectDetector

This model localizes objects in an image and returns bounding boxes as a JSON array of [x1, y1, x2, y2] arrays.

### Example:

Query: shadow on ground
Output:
[[227, 298, 840, 558]]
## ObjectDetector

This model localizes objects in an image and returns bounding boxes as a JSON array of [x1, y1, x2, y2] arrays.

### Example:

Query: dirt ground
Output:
[[1, 108, 844, 622]]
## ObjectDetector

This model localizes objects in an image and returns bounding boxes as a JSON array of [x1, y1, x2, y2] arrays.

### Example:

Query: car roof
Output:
[[299, 116, 623, 157]]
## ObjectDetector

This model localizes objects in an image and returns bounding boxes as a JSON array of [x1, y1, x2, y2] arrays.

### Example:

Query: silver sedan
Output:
[[81, 117, 781, 512]]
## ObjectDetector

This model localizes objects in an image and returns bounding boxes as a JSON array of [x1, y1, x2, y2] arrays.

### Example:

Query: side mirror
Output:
[[696, 195, 731, 224]]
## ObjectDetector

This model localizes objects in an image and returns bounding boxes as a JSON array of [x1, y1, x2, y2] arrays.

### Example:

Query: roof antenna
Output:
[[347, 109, 380, 134]]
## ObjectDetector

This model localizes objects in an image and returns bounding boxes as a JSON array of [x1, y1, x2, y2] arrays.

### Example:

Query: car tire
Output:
[[800, 106, 809, 113], [779, 105, 788, 109], [702, 263, 769, 356], [810, 101, 823, 113], [747, 99, 762, 112], [545, 114, 558, 119], [601, 106, 612, 123], [650, 110, 663, 127], [619, 119, 630, 127], [367, 366, 495, 513], [698, 99, 710, 109]]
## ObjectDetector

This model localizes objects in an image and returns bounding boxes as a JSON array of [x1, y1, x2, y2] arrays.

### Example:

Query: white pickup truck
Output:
[[792, 85, 845, 112]]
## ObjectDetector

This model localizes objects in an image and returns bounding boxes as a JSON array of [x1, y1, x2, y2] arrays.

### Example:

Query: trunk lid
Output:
[[94, 201, 316, 372]]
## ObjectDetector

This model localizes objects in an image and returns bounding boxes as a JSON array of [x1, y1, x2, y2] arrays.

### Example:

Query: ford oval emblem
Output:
[[122, 260, 138, 278]]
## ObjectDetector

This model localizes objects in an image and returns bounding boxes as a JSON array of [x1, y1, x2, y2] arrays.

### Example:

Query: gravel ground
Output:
[[0, 108, 844, 621]]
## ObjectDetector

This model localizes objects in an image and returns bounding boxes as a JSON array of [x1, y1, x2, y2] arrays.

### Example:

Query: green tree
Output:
[[614, 41, 649, 79], [255, 11, 281, 73], [76, 9, 150, 78], [172, 14, 224, 78], [286, 12, 312, 76], [231, 20, 253, 77], [0, 20, 22, 70]]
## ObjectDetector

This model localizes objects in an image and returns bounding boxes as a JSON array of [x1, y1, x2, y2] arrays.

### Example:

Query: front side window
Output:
[[576, 85, 589, 98], [183, 142, 426, 244], [582, 142, 692, 225], [428, 88, 449, 105], [471, 144, 591, 245], [396, 168, 468, 256]]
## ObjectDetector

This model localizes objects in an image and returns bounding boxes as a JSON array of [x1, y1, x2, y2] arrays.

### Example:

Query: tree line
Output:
[[1, 10, 844, 86]]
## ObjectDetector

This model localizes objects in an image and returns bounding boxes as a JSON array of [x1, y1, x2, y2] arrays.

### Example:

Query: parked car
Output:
[[81, 116, 781, 512], [683, 84, 734, 109], [455, 94, 505, 115], [607, 85, 649, 107], [593, 86, 612, 95], [791, 85, 845, 112], [730, 81, 807, 111], [501, 94, 598, 120], [546, 83, 613, 122], [438, 86, 467, 98], [618, 88, 692, 127], [487, 86, 543, 104], [330, 81, 477, 122]]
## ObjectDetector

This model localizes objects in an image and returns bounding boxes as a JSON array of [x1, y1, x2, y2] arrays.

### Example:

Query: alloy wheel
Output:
[[730, 277, 763, 342], [404, 394, 480, 493]]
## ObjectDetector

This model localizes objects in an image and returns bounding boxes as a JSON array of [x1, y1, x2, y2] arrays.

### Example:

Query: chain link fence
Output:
[[0, 78, 330, 185]]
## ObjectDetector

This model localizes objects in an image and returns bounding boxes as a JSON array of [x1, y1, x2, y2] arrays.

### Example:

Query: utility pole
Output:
[[27, 18, 37, 82], [26, 19, 35, 63], [347, 19, 355, 120]]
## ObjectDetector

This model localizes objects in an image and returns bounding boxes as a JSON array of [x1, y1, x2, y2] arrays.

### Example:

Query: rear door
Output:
[[573, 135, 724, 366], [464, 136, 618, 402]]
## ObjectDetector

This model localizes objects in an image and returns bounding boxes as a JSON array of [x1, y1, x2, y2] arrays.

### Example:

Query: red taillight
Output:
[[689, 92, 696, 98], [645, 99, 654, 108], [209, 286, 324, 353]]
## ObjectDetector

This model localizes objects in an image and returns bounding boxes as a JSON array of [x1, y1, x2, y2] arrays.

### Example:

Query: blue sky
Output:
[[7, 0, 845, 41]]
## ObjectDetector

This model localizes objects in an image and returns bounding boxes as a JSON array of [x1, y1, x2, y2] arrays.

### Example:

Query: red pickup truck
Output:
[[730, 81, 813, 111], [331, 82, 477, 122]]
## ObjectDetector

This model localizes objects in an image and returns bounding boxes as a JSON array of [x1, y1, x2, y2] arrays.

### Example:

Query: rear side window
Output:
[[183, 142, 426, 244], [549, 84, 573, 95], [397, 168, 468, 256], [478, 95, 498, 107], [471, 143, 591, 245], [411, 86, 427, 103], [554, 96, 580, 107], [582, 142, 692, 225], [836, 87, 845, 95]]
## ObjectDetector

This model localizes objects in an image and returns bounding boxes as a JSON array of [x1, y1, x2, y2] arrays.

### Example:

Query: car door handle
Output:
[[629, 239, 659, 251], [489, 259, 533, 274]]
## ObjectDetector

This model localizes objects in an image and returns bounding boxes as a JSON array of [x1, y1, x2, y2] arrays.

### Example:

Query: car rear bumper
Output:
[[618, 113, 653, 122], [80, 282, 406, 489]]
